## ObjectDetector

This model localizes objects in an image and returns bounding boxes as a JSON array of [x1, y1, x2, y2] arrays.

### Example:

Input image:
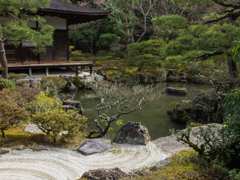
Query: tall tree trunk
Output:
[[227, 55, 239, 89], [46, 132, 50, 142], [0, 24, 8, 79], [53, 135, 56, 143], [125, 6, 129, 52], [1, 128, 6, 139]]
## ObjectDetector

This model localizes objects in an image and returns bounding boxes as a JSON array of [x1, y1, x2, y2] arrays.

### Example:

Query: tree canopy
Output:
[[0, 0, 54, 79]]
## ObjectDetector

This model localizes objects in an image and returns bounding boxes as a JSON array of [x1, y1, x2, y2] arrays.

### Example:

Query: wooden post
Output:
[[90, 65, 92, 75], [81, 66, 83, 72], [76, 66, 79, 76], [29, 68, 32, 76], [46, 67, 49, 76]]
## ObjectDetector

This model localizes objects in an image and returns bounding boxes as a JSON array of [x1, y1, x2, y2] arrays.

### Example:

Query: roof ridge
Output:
[[41, 0, 111, 14]]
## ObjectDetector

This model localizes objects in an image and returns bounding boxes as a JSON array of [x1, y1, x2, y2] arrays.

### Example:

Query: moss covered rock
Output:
[[113, 122, 151, 145]]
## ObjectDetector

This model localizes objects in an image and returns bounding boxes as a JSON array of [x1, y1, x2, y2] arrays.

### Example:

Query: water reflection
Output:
[[69, 83, 211, 140]]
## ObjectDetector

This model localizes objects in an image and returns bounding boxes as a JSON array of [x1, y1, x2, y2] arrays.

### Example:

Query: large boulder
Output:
[[190, 90, 225, 122], [23, 124, 43, 134], [63, 99, 83, 114], [166, 75, 180, 82], [12, 145, 26, 151], [65, 81, 78, 92], [113, 122, 151, 145], [95, 74, 104, 82], [81, 168, 133, 180], [59, 74, 70, 81], [166, 87, 187, 95], [0, 148, 11, 155], [156, 71, 168, 82], [139, 74, 152, 84], [132, 74, 140, 82], [30, 80, 40, 88], [170, 100, 193, 123], [192, 75, 208, 84], [168, 69, 175, 75], [32, 145, 49, 151], [77, 139, 112, 156], [19, 73, 29, 79], [96, 70, 108, 80]]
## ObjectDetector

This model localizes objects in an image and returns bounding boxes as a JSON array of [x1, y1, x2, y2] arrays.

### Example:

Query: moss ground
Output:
[[122, 150, 229, 180], [0, 125, 85, 149]]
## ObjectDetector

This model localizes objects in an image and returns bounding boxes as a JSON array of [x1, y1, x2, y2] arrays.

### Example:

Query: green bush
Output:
[[229, 169, 240, 180], [102, 55, 113, 60], [87, 56, 101, 63], [69, 76, 82, 88], [0, 78, 15, 91], [13, 86, 41, 102], [119, 77, 128, 84], [41, 76, 67, 96], [110, 78, 116, 82], [8, 72, 22, 80], [95, 61, 102, 66]]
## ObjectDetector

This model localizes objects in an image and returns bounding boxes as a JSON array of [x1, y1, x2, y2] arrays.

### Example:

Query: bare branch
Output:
[[195, 51, 224, 60], [203, 14, 231, 24], [212, 0, 240, 9], [94, 119, 103, 132], [86, 83, 164, 138]]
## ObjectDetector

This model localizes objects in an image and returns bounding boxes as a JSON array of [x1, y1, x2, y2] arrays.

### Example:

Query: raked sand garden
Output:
[[0, 142, 168, 180]]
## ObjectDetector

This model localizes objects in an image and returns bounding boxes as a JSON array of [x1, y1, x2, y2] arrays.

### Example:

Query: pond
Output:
[[69, 83, 211, 140]]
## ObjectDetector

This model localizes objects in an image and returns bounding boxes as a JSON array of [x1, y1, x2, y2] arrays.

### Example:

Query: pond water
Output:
[[69, 83, 211, 140]]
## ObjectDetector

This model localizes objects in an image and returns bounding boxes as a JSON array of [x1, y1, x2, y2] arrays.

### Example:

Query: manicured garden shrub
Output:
[[119, 77, 128, 84], [0, 89, 30, 138], [69, 76, 82, 88], [13, 86, 41, 102], [8, 72, 22, 80], [0, 78, 15, 90], [32, 109, 87, 142], [41, 76, 67, 96]]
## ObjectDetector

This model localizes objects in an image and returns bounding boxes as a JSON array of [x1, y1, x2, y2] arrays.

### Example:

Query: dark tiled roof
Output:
[[42, 0, 111, 14]]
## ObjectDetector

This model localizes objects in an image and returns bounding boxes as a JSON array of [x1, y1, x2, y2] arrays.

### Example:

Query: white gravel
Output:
[[0, 142, 168, 180]]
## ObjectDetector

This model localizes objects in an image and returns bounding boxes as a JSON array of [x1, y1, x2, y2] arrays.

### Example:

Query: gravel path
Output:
[[0, 142, 168, 180]]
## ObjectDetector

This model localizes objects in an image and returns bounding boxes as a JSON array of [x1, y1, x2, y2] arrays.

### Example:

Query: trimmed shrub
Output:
[[119, 77, 128, 84], [69, 76, 82, 88], [8, 73, 22, 80], [0, 78, 15, 91], [13, 86, 41, 102]]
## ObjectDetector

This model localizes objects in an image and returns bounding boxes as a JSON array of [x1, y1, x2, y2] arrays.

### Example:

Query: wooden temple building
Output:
[[1, 0, 111, 76]]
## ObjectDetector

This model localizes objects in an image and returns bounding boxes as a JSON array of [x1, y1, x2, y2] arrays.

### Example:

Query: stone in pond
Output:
[[166, 87, 187, 95], [113, 121, 151, 145], [77, 139, 112, 156]]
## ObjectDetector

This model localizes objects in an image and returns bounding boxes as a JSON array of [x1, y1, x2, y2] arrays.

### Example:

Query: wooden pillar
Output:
[[29, 68, 32, 76], [46, 67, 49, 76], [90, 65, 92, 75], [81, 66, 83, 72], [76, 66, 79, 76]]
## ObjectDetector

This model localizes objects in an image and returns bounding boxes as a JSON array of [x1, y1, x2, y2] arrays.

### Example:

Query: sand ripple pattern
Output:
[[0, 142, 168, 180]]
